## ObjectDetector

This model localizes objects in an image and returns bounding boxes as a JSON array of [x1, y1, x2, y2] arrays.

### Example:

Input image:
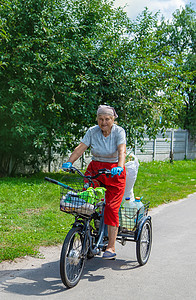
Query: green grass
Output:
[[0, 160, 196, 262], [0, 172, 75, 262], [134, 160, 196, 207]]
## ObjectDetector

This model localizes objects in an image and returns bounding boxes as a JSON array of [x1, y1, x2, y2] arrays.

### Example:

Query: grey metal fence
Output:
[[133, 129, 196, 162]]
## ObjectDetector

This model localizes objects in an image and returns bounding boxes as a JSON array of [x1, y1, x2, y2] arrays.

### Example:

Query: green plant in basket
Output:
[[78, 187, 106, 204]]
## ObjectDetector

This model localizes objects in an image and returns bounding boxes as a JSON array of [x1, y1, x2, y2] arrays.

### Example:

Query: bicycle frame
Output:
[[71, 196, 108, 256], [91, 201, 108, 255]]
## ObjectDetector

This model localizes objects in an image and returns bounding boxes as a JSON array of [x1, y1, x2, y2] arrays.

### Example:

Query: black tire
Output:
[[136, 219, 152, 266], [60, 227, 86, 288]]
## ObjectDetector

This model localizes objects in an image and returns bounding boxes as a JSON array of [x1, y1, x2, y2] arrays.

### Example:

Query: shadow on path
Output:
[[0, 256, 139, 296]]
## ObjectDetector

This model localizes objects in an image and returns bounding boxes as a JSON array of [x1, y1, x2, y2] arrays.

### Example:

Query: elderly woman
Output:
[[63, 105, 126, 259]]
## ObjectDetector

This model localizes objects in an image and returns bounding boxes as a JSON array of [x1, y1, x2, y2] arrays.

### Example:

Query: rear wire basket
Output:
[[59, 176, 99, 216], [119, 202, 150, 232]]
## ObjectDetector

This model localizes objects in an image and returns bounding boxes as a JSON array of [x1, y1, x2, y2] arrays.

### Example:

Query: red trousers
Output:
[[85, 161, 126, 227]]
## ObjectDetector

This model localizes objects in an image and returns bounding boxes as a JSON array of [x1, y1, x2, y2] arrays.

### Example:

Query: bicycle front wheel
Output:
[[60, 226, 86, 288]]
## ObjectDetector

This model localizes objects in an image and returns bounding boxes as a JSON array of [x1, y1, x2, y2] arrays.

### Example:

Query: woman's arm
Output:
[[67, 142, 88, 164], [117, 143, 126, 168]]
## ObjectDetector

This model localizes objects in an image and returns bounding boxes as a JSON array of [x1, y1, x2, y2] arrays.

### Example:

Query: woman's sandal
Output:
[[102, 250, 116, 259]]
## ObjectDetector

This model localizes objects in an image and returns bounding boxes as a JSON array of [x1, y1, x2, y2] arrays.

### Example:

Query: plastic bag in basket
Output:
[[60, 191, 95, 215]]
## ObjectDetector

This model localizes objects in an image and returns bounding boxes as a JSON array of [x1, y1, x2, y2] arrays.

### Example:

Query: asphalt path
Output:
[[0, 192, 196, 300]]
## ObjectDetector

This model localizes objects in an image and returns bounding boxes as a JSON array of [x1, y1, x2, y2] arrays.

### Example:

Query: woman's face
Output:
[[97, 114, 114, 134]]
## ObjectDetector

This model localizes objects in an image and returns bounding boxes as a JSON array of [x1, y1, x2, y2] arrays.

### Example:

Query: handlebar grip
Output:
[[44, 177, 59, 185], [62, 167, 75, 173]]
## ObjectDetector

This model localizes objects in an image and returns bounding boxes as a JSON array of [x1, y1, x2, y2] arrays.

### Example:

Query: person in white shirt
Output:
[[63, 105, 126, 259]]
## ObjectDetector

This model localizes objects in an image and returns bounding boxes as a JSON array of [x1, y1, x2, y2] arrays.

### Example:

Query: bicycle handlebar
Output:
[[44, 167, 111, 187], [62, 166, 111, 179], [44, 177, 59, 185]]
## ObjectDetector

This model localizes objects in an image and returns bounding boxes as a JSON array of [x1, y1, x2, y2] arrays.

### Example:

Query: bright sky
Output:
[[114, 0, 195, 20]]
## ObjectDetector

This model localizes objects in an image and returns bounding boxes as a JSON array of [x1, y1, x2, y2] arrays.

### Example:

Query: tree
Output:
[[0, 0, 133, 175], [164, 4, 196, 137], [117, 8, 188, 145], [0, 0, 194, 176], [0, 0, 10, 68]]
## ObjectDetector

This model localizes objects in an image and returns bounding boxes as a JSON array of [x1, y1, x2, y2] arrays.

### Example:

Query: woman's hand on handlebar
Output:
[[62, 162, 72, 170], [111, 166, 123, 177]]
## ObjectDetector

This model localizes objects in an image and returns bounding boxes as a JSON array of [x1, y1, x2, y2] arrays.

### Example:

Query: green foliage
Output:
[[0, 160, 195, 262], [0, 0, 133, 175], [0, 1, 195, 175], [120, 9, 186, 144], [161, 4, 196, 137]]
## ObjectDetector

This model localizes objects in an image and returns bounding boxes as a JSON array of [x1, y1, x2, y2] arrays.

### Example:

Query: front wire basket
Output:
[[59, 176, 99, 216], [119, 201, 150, 233]]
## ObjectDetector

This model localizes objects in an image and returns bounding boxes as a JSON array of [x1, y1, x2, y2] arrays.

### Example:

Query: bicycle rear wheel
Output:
[[136, 219, 152, 265], [60, 226, 86, 288]]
